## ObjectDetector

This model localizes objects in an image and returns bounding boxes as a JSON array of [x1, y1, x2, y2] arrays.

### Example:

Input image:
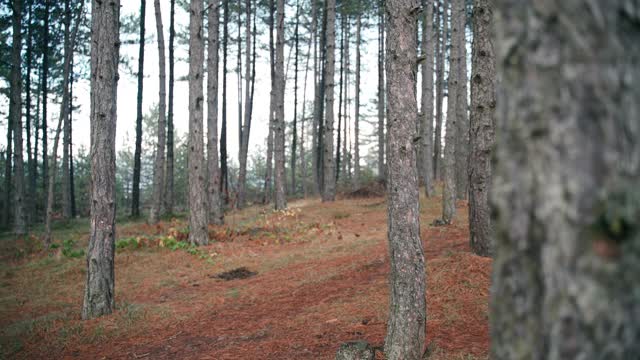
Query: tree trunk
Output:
[[421, 0, 435, 197], [273, 0, 287, 210], [3, 76, 13, 229], [69, 60, 77, 218], [377, 0, 386, 181], [149, 0, 167, 224], [434, 0, 445, 181], [165, 0, 176, 215], [44, 2, 84, 247], [132, 0, 146, 218], [237, 0, 253, 208], [62, 0, 72, 220], [10, 0, 26, 235], [491, 1, 640, 358], [300, 29, 311, 197], [187, 0, 209, 246], [310, 0, 320, 194], [290, 1, 300, 195], [41, 0, 50, 213], [454, 0, 468, 200], [321, 0, 336, 202], [336, 14, 344, 183], [263, 0, 275, 204], [208, 0, 224, 225], [343, 18, 350, 183], [220, 0, 229, 204], [25, 2, 33, 225], [468, 0, 494, 257], [33, 65, 40, 221], [353, 13, 361, 190], [82, 0, 119, 320], [442, 0, 457, 224], [317, 0, 328, 194], [384, 0, 426, 358]]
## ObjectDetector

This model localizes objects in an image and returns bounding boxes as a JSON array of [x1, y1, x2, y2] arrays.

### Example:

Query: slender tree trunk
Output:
[[132, 0, 146, 218], [454, 0, 468, 200], [300, 29, 311, 198], [69, 59, 77, 218], [421, 0, 435, 197], [62, 0, 72, 220], [33, 66, 40, 221], [187, 0, 209, 245], [434, 0, 445, 181], [343, 17, 350, 183], [208, 0, 224, 225], [317, 0, 328, 194], [165, 0, 176, 215], [263, 0, 275, 204], [336, 14, 344, 183], [290, 1, 300, 195], [82, 0, 119, 320], [10, 0, 26, 235], [377, 0, 386, 181], [25, 2, 33, 225], [273, 0, 287, 210], [237, 0, 243, 162], [44, 3, 84, 247], [353, 14, 361, 190], [149, 0, 167, 224], [321, 0, 336, 202], [237, 0, 253, 207], [491, 1, 640, 358], [41, 0, 50, 212], [384, 0, 426, 358], [221, 0, 229, 204], [468, 0, 494, 257], [442, 0, 457, 224], [3, 79, 13, 229], [311, 0, 320, 194]]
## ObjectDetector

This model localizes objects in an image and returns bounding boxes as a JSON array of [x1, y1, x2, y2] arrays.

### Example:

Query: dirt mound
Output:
[[212, 267, 258, 281], [345, 181, 386, 199]]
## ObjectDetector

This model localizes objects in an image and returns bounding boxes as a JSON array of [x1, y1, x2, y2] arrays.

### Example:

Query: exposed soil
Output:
[[0, 188, 490, 360]]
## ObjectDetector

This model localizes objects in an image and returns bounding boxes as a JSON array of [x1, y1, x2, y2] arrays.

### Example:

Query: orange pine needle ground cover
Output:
[[0, 189, 490, 359]]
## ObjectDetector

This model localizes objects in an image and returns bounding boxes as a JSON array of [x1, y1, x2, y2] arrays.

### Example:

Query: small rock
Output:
[[335, 341, 375, 360]]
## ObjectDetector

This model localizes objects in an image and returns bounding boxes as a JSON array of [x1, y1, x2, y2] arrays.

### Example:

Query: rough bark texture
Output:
[[207, 0, 224, 225], [132, 0, 146, 218], [187, 0, 209, 245], [441, 0, 457, 224], [384, 1, 426, 359], [491, 1, 640, 358], [220, 0, 229, 203], [421, 0, 435, 197], [311, 0, 320, 194], [10, 0, 26, 235], [149, 0, 167, 224], [165, 0, 175, 215], [273, 0, 287, 210], [433, 0, 445, 181], [336, 16, 344, 183], [468, 0, 494, 257], [82, 0, 119, 320], [342, 17, 350, 183], [454, 0, 468, 200], [377, 0, 386, 181], [263, 0, 275, 204], [353, 14, 361, 190], [321, 0, 337, 202]]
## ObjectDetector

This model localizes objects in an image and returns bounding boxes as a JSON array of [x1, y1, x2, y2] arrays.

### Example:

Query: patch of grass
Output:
[[61, 239, 84, 258], [333, 212, 351, 220], [226, 287, 241, 299]]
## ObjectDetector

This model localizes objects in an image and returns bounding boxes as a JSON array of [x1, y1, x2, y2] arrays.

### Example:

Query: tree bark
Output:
[[377, 0, 386, 181], [207, 0, 224, 225], [434, 0, 445, 181], [237, 0, 253, 208], [468, 0, 494, 257], [220, 0, 229, 204], [491, 1, 640, 358], [421, 0, 435, 197], [263, 0, 275, 204], [25, 2, 33, 225], [321, 0, 336, 202], [441, 0, 457, 224], [290, 1, 300, 195], [336, 14, 344, 183], [10, 0, 26, 235], [165, 0, 176, 215], [82, 0, 119, 320], [187, 0, 209, 245], [384, 0, 426, 358], [454, 0, 468, 200], [353, 13, 361, 190], [62, 0, 72, 220], [42, 0, 49, 208], [149, 0, 167, 224], [132, 0, 146, 218], [273, 0, 287, 210], [311, 0, 320, 194], [69, 60, 77, 218]]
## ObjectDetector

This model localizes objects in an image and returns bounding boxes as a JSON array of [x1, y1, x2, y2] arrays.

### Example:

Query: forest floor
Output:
[[0, 186, 490, 360]]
